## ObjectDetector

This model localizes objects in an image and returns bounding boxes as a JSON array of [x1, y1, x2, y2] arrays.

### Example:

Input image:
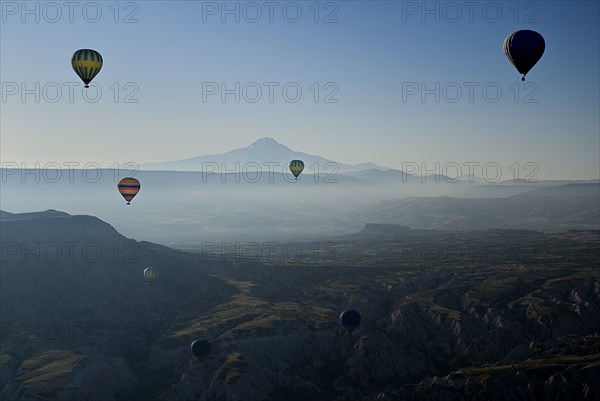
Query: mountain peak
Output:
[[254, 137, 279, 144], [245, 137, 294, 154], [248, 137, 286, 149], [141, 138, 385, 172]]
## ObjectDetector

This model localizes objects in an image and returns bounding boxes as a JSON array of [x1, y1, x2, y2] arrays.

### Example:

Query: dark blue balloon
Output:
[[191, 339, 211, 361], [503, 30, 545, 81], [340, 310, 361, 334]]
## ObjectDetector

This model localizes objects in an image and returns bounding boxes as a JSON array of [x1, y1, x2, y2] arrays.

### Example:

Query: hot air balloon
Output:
[[503, 30, 545, 81], [289, 160, 304, 180], [71, 49, 103, 88], [340, 310, 361, 334], [191, 339, 211, 361], [117, 177, 141, 205], [144, 267, 157, 285]]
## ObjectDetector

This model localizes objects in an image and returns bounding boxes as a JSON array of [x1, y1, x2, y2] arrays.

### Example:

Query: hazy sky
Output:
[[1, 1, 599, 179]]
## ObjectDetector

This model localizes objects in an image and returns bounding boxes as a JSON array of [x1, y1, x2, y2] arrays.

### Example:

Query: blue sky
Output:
[[1, 0, 599, 179]]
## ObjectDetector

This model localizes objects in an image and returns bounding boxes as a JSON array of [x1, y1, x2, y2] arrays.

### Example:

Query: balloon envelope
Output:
[[289, 160, 305, 180], [71, 49, 103, 88], [503, 30, 545, 80], [340, 310, 361, 334], [144, 267, 157, 285], [117, 177, 140, 205], [191, 339, 211, 361]]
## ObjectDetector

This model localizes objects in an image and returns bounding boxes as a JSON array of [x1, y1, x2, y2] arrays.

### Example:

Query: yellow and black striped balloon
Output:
[[71, 49, 103, 88], [144, 267, 157, 285], [289, 160, 304, 180], [118, 177, 141, 205]]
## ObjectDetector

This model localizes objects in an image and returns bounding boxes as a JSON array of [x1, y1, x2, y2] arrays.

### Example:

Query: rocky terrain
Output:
[[1, 212, 599, 400]]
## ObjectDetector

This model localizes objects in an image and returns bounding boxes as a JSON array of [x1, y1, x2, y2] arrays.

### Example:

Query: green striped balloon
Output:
[[71, 49, 103, 88], [289, 160, 304, 180]]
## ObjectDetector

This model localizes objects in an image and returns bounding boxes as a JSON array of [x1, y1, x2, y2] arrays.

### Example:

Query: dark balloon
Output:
[[191, 339, 211, 361], [340, 310, 361, 334], [503, 30, 545, 81]]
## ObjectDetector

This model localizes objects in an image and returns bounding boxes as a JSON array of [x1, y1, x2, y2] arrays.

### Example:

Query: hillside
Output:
[[0, 210, 235, 400], [352, 183, 600, 232], [3, 211, 599, 400]]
